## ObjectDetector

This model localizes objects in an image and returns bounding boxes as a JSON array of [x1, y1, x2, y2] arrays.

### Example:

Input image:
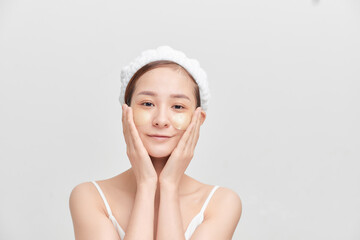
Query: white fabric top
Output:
[[91, 181, 220, 240]]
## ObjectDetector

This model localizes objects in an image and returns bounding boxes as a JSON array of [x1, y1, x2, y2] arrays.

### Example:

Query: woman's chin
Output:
[[146, 146, 174, 159], [148, 150, 172, 159], [140, 135, 179, 159]]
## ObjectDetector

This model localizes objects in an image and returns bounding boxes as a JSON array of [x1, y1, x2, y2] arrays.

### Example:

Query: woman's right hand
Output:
[[122, 104, 158, 186]]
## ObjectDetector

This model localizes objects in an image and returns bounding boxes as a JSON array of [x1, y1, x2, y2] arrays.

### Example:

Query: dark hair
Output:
[[124, 60, 201, 108]]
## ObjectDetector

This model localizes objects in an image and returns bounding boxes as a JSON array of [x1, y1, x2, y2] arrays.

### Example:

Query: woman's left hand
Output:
[[159, 107, 202, 188]]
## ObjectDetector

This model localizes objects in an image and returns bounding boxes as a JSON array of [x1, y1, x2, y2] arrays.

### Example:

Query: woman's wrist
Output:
[[136, 180, 157, 192], [159, 179, 179, 193]]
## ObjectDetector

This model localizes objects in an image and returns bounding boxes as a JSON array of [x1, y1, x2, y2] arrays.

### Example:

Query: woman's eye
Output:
[[173, 105, 184, 110], [142, 102, 154, 107]]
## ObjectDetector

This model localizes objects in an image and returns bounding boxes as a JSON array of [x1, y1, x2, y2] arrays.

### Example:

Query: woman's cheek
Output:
[[171, 112, 192, 130], [133, 108, 152, 126]]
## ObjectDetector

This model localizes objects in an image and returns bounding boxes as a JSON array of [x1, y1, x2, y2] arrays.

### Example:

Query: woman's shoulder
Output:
[[69, 180, 107, 218], [69, 170, 133, 205], [186, 177, 242, 219], [69, 180, 101, 201], [185, 175, 240, 197], [69, 170, 135, 224], [69, 179, 110, 207], [69, 172, 123, 192], [206, 186, 242, 222]]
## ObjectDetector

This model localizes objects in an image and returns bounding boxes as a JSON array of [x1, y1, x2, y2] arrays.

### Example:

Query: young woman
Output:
[[69, 46, 242, 240]]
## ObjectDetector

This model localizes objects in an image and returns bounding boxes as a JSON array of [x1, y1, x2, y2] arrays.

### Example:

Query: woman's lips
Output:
[[147, 134, 172, 141]]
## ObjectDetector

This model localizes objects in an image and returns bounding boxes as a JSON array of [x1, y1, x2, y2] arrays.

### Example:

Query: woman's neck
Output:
[[126, 157, 192, 196], [150, 155, 169, 178]]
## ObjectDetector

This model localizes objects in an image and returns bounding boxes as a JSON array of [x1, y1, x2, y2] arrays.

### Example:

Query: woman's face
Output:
[[130, 66, 202, 158]]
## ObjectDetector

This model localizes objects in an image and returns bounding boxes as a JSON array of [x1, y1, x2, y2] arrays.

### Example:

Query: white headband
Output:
[[119, 45, 210, 111]]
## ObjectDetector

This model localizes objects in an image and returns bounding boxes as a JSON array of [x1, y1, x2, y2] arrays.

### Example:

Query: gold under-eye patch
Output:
[[132, 107, 152, 126], [171, 112, 192, 130], [132, 106, 193, 130]]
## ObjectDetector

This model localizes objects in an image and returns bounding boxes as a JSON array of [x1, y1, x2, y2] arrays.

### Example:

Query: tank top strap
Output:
[[199, 185, 220, 215], [91, 181, 114, 217]]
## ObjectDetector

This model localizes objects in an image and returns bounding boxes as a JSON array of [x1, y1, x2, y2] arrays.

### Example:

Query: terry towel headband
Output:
[[119, 45, 210, 111]]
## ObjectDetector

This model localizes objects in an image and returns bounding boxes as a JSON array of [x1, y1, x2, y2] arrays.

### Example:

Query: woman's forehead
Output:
[[134, 67, 196, 95]]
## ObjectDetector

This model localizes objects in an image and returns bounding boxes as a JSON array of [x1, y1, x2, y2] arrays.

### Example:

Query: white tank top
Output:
[[91, 181, 220, 240]]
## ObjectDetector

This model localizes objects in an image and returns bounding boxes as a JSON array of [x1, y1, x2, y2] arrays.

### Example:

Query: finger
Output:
[[190, 108, 202, 150], [127, 106, 139, 143], [122, 104, 130, 129], [123, 105, 137, 153], [185, 107, 201, 143], [121, 104, 126, 122], [122, 105, 130, 145], [121, 104, 126, 129], [124, 105, 135, 150], [185, 107, 200, 151], [126, 106, 147, 152], [176, 108, 199, 150], [186, 107, 200, 145], [125, 106, 136, 147]]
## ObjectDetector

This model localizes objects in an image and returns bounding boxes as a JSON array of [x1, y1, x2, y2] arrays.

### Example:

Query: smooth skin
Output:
[[69, 66, 242, 240]]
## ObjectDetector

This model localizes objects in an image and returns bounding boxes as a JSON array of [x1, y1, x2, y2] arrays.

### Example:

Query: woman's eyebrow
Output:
[[170, 94, 190, 101], [137, 91, 156, 96], [137, 91, 190, 101]]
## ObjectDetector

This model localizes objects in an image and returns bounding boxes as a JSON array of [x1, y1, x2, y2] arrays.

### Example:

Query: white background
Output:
[[0, 0, 359, 239]]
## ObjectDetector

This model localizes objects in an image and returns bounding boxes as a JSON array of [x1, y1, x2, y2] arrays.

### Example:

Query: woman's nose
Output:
[[152, 109, 170, 128]]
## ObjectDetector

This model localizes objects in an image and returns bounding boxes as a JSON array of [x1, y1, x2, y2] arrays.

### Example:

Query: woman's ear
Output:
[[200, 110, 206, 126]]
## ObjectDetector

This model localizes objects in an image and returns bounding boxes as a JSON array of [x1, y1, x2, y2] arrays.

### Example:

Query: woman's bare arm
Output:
[[69, 181, 157, 240], [155, 185, 242, 240], [123, 182, 157, 240], [121, 104, 159, 239], [156, 108, 203, 240], [156, 183, 185, 240], [69, 182, 121, 240]]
